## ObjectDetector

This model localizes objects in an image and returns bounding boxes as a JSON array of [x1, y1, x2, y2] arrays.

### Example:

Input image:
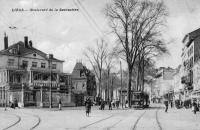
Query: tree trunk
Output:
[[128, 69, 132, 108]]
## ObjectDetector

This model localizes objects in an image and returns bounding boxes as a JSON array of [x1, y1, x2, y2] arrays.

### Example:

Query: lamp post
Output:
[[40, 84, 43, 107], [49, 57, 52, 108], [4, 86, 7, 111], [21, 83, 24, 107]]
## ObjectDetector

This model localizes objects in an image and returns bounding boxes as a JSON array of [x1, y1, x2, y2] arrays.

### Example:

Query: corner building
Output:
[[0, 35, 72, 107]]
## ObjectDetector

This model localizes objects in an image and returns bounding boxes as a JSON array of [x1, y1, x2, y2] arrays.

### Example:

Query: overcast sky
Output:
[[0, 0, 200, 73]]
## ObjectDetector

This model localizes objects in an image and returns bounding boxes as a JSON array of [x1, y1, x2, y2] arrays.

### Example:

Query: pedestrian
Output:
[[116, 100, 119, 109], [125, 100, 128, 108], [170, 100, 173, 108], [14, 98, 18, 109], [192, 99, 197, 114], [164, 99, 168, 112], [109, 100, 112, 110], [85, 97, 92, 116], [58, 97, 62, 110], [102, 100, 105, 110]]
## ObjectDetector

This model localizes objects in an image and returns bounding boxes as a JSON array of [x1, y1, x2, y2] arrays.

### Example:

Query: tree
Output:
[[84, 39, 108, 98], [105, 0, 168, 107], [105, 51, 116, 101]]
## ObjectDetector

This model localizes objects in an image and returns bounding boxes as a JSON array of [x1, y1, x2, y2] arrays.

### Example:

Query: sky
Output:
[[0, 0, 200, 73]]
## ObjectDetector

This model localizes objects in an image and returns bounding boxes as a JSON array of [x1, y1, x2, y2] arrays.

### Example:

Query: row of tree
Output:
[[84, 0, 169, 107]]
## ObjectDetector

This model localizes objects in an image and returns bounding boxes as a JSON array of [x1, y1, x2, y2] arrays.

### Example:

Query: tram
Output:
[[131, 91, 150, 109]]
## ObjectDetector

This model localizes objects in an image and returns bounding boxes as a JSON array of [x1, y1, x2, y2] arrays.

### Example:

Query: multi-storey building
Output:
[[0, 35, 72, 107], [181, 28, 200, 100], [192, 60, 200, 101]]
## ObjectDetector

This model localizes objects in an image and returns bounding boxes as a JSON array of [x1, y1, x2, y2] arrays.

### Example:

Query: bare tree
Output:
[[105, 51, 116, 101], [84, 39, 108, 98], [105, 0, 168, 107]]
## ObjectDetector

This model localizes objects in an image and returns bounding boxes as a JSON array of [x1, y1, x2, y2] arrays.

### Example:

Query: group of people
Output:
[[9, 98, 19, 109], [164, 98, 199, 114]]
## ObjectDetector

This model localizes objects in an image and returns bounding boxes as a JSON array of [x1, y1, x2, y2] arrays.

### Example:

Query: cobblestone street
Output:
[[0, 104, 199, 130]]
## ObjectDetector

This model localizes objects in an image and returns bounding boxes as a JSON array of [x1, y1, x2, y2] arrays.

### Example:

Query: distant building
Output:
[[0, 35, 72, 107], [71, 62, 96, 106], [154, 67, 175, 102], [173, 65, 184, 101]]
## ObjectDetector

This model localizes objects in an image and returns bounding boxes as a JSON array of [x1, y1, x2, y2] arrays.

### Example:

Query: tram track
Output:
[[156, 108, 162, 130], [105, 119, 122, 130], [131, 110, 146, 130], [131, 107, 163, 130], [29, 114, 41, 130], [79, 110, 132, 130], [1, 110, 41, 130], [79, 114, 114, 130], [2, 113, 21, 130]]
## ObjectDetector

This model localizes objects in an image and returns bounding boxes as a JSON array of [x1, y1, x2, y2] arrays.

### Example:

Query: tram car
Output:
[[131, 91, 150, 109]]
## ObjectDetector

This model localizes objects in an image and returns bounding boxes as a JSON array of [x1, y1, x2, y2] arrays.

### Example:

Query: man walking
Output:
[[85, 97, 92, 116], [58, 97, 62, 110], [164, 99, 169, 112]]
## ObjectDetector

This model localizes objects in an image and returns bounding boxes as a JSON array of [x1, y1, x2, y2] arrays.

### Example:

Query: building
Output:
[[181, 28, 200, 100], [173, 65, 184, 101], [154, 67, 175, 102], [192, 60, 200, 102], [0, 35, 72, 107], [71, 62, 96, 106]]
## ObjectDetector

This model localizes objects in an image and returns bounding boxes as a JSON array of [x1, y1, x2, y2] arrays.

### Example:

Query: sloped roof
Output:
[[0, 41, 64, 62], [71, 62, 87, 79]]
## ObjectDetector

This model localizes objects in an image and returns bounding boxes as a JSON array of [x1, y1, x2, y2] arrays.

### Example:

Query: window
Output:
[[32, 62, 37, 67], [22, 60, 28, 68], [52, 64, 56, 69], [41, 63, 46, 68], [8, 59, 14, 66]]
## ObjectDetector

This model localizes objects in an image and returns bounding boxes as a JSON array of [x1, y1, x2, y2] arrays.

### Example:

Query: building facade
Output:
[[173, 65, 184, 101], [0, 35, 72, 107], [181, 28, 200, 100]]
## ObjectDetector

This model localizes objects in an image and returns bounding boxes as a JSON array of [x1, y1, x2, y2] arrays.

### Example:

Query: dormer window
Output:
[[33, 53, 36, 57], [9, 48, 17, 54]]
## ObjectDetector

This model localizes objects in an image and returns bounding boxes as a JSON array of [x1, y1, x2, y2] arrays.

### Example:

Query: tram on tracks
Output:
[[131, 91, 150, 109]]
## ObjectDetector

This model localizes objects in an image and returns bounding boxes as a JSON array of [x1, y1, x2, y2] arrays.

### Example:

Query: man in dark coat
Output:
[[85, 97, 92, 116], [192, 99, 197, 114], [164, 99, 168, 112], [58, 97, 62, 110]]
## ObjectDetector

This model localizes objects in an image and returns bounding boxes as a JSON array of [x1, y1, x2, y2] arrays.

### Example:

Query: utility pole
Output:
[[120, 61, 123, 108], [49, 58, 52, 108]]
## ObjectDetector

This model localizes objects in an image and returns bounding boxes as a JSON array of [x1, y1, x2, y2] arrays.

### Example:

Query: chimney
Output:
[[24, 36, 28, 48], [48, 54, 53, 59], [29, 40, 32, 47], [4, 33, 8, 50]]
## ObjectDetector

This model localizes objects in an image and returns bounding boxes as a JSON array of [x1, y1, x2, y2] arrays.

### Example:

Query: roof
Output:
[[71, 62, 87, 79], [183, 28, 200, 47], [0, 41, 64, 62]]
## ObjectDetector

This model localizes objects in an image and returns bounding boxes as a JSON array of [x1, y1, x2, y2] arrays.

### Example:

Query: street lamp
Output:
[[4, 86, 7, 111], [21, 83, 24, 107], [40, 84, 43, 107], [48, 55, 53, 108]]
